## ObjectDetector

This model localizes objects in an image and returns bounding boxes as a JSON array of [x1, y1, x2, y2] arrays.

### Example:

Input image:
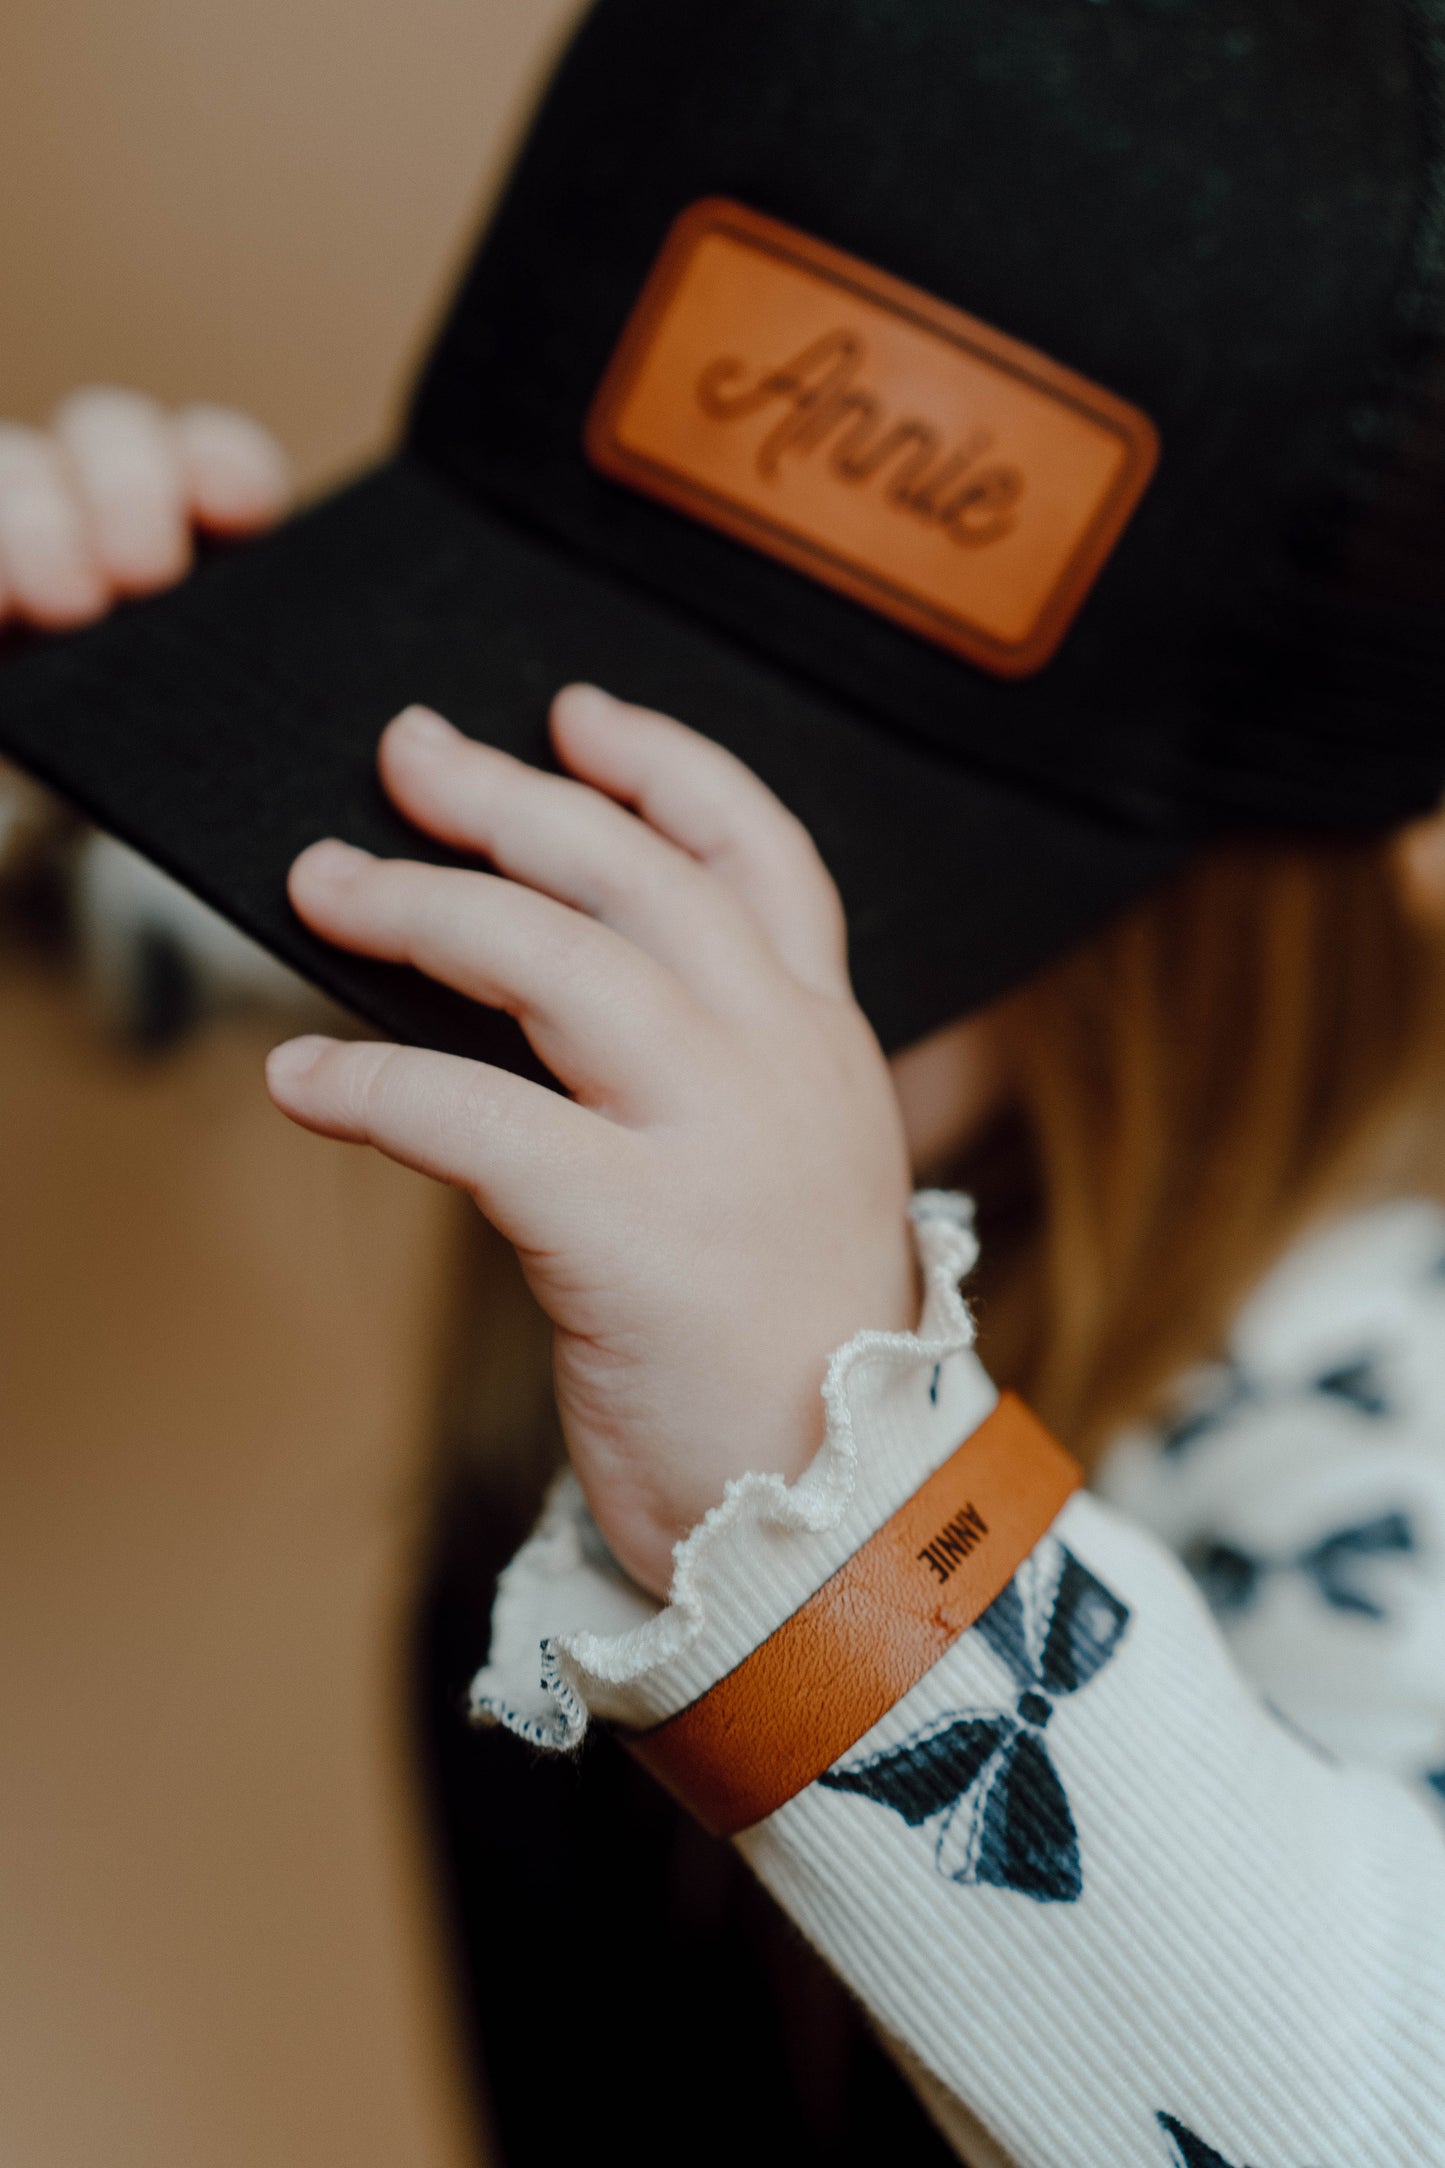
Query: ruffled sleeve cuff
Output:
[[468, 1190, 999, 1749]]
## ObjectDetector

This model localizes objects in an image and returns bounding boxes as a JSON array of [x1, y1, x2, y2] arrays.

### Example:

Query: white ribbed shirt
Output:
[[473, 1194, 1445, 2168]]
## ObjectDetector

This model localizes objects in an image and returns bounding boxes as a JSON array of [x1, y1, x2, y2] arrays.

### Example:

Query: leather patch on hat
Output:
[[586, 200, 1158, 677]]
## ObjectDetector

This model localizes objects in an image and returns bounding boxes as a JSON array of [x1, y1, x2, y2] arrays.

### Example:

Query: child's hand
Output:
[[0, 388, 290, 631], [267, 687, 917, 1598]]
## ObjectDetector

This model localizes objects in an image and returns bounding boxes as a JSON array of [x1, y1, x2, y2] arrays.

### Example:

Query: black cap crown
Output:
[[2, 0, 1442, 1067]]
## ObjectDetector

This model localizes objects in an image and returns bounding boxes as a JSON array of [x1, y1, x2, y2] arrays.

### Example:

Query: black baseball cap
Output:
[[3, 0, 1444, 1078]]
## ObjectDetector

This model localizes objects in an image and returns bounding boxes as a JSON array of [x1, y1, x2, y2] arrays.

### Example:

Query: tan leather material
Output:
[[585, 200, 1158, 678], [622, 1393, 1082, 1835]]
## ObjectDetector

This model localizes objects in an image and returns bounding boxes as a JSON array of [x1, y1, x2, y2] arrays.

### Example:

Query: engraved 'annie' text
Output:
[[696, 330, 1023, 547], [918, 1501, 989, 1585]]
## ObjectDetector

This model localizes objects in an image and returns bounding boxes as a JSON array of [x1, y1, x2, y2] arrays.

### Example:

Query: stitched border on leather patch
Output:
[[585, 200, 1158, 678], [621, 1393, 1082, 1836]]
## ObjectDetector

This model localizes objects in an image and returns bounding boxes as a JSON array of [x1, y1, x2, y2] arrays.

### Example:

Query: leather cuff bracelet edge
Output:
[[621, 1392, 1082, 1836]]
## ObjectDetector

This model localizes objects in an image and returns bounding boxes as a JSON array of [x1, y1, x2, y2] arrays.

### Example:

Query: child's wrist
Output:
[[471, 1196, 994, 1754], [580, 1223, 923, 1601]]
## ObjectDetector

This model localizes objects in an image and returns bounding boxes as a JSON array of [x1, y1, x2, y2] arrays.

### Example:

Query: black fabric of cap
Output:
[[3, 0, 1445, 1071]]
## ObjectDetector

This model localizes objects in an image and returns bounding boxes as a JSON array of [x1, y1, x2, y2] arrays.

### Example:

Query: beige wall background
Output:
[[1, 0, 582, 487], [0, 3, 583, 2164]]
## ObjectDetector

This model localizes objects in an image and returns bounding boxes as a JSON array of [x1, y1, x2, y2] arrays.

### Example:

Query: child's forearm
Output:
[[475, 1198, 1445, 2168], [261, 685, 1445, 2164]]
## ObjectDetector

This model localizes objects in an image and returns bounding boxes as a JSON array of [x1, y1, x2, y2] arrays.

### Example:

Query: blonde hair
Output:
[[968, 834, 1445, 1467]]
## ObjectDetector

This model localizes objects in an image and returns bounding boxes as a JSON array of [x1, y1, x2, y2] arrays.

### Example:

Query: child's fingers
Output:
[[172, 404, 292, 536], [550, 684, 851, 999], [52, 387, 191, 594], [0, 392, 287, 629], [265, 1033, 619, 1247], [287, 840, 713, 1115], [0, 426, 107, 629], [378, 707, 784, 1015]]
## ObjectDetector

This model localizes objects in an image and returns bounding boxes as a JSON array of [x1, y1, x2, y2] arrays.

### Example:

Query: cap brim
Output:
[[0, 456, 1183, 1073]]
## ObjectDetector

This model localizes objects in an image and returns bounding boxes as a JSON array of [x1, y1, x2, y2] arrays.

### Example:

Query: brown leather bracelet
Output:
[[622, 1392, 1081, 1836]]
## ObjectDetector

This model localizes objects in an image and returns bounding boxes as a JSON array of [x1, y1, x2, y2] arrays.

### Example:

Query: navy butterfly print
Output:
[[819, 1541, 1128, 1902], [1313, 1356, 1391, 1417], [1160, 1364, 1255, 1457], [1187, 1510, 1417, 1622], [1161, 1351, 1392, 1458], [1157, 2112, 1248, 2167]]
